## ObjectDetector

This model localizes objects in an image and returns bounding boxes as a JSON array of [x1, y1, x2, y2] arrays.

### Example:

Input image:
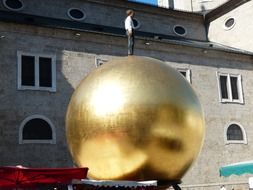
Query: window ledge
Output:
[[18, 86, 56, 92], [225, 140, 247, 145], [220, 100, 244, 105], [20, 140, 56, 144]]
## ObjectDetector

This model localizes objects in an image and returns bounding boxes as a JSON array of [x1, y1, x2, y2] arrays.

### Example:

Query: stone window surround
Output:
[[223, 16, 236, 31], [19, 114, 56, 144], [177, 68, 191, 83], [2, 0, 24, 11], [67, 8, 86, 21], [173, 25, 187, 37], [216, 72, 244, 104], [17, 51, 56, 92], [224, 122, 247, 145]]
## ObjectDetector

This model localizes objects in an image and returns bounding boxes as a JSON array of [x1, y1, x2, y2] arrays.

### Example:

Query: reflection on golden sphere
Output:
[[66, 56, 205, 181]]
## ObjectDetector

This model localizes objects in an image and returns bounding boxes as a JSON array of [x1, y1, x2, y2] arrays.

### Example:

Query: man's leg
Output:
[[127, 32, 131, 55], [131, 33, 134, 55], [127, 32, 134, 55]]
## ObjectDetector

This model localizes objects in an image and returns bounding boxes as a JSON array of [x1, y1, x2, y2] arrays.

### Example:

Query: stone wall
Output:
[[1, 20, 253, 189]]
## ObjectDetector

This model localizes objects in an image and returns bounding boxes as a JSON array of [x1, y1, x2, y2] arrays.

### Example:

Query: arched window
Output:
[[19, 115, 56, 144], [227, 124, 242, 140], [225, 123, 247, 144]]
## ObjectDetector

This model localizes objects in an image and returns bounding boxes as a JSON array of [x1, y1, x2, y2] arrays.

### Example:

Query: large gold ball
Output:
[[66, 56, 205, 181]]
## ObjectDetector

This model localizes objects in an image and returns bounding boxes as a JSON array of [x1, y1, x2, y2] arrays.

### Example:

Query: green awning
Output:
[[220, 161, 253, 177]]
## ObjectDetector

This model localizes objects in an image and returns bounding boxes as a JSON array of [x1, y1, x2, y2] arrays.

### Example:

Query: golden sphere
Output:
[[66, 56, 205, 181]]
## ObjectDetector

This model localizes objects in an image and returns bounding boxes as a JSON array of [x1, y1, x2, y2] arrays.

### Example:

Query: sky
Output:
[[129, 0, 158, 6]]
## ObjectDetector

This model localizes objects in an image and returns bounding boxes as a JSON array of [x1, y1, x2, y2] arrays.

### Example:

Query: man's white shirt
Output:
[[125, 16, 134, 32]]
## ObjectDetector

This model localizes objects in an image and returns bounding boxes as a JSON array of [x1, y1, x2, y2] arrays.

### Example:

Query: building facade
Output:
[[0, 0, 253, 189], [207, 0, 253, 52], [158, 0, 229, 12]]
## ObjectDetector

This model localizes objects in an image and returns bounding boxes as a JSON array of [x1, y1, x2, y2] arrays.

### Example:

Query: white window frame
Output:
[[19, 115, 56, 144], [17, 51, 56, 92], [177, 68, 191, 83], [223, 17, 236, 31], [216, 72, 243, 104], [95, 58, 108, 67], [224, 122, 247, 145]]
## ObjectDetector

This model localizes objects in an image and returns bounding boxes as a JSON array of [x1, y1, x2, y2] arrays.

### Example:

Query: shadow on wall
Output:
[[14, 28, 133, 167], [0, 27, 87, 167], [8, 28, 127, 167]]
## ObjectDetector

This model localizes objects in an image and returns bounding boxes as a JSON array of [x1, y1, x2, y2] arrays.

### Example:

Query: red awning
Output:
[[0, 166, 88, 188]]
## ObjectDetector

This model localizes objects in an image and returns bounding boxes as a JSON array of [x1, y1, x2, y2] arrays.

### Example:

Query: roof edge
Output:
[[0, 10, 252, 57], [85, 0, 204, 21]]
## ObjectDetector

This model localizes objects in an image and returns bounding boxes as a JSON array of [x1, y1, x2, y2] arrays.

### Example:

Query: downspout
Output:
[[203, 13, 210, 42]]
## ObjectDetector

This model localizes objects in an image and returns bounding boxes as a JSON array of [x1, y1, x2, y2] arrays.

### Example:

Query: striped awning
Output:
[[220, 161, 253, 177]]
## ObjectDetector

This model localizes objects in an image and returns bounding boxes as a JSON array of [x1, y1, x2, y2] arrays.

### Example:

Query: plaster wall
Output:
[[208, 1, 253, 52]]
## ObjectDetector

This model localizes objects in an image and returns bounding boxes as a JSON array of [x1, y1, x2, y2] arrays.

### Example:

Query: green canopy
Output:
[[220, 161, 253, 177]]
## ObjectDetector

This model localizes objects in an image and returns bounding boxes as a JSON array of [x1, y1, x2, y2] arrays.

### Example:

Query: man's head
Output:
[[126, 9, 134, 17]]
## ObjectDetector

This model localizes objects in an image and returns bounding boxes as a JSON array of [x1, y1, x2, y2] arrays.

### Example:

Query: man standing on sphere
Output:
[[125, 9, 135, 55]]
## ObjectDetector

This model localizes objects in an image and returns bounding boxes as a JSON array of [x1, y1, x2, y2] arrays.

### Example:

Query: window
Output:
[[95, 58, 108, 67], [217, 73, 243, 103], [67, 8, 86, 21], [225, 123, 247, 144], [3, 0, 24, 11], [224, 17, 236, 30], [177, 69, 191, 83], [19, 115, 56, 144], [17, 52, 56, 92], [173, 25, 187, 37], [133, 18, 141, 30]]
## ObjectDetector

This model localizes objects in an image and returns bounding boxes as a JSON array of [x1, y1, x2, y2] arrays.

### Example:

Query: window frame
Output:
[[173, 25, 187, 37], [216, 72, 243, 104], [3, 0, 24, 11], [224, 122, 247, 145], [17, 51, 56, 92], [177, 68, 191, 83], [223, 17, 236, 31], [19, 115, 56, 144], [132, 18, 141, 30], [67, 8, 86, 21]]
